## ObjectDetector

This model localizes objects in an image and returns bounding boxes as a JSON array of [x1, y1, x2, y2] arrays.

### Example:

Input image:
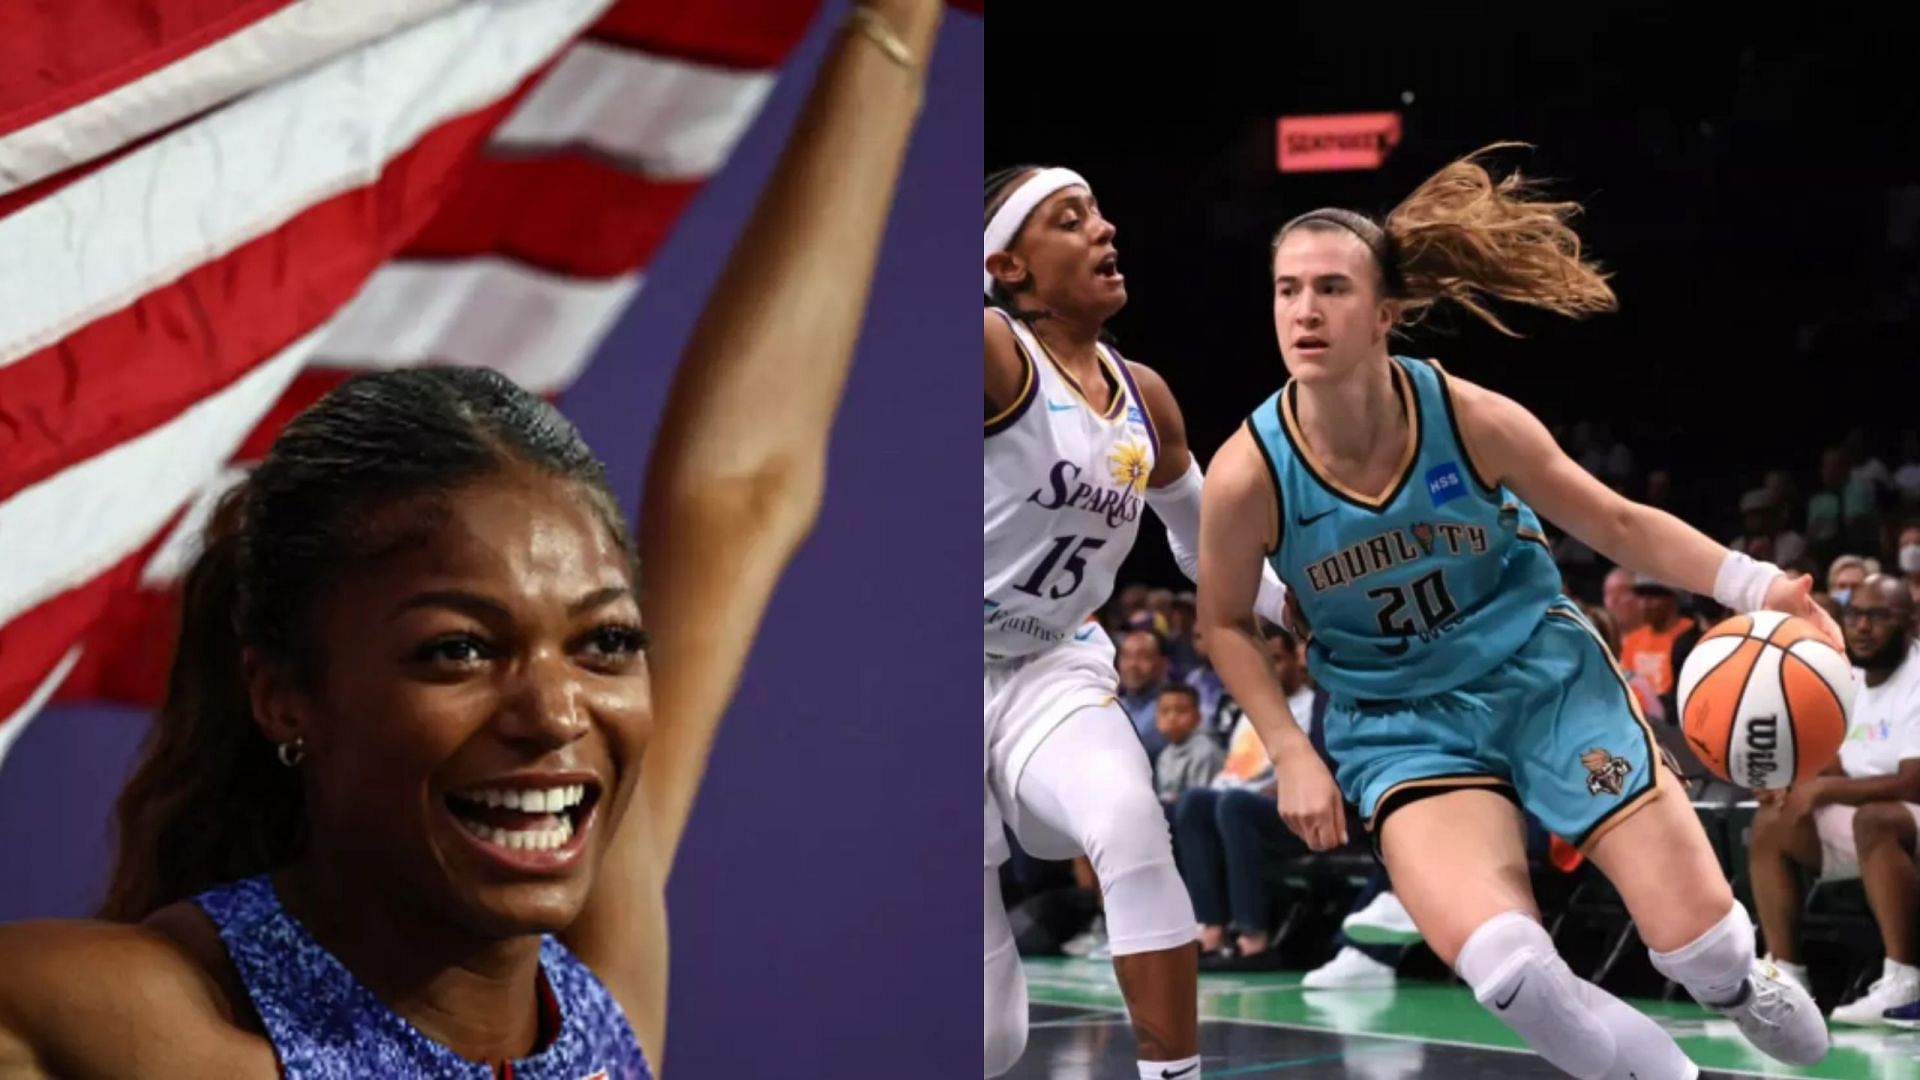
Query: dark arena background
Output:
[[991, 10, 1920, 1079], [992, 9, 1920, 597]]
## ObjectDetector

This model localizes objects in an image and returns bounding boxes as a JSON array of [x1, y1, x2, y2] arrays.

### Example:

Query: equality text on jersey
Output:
[[1303, 521, 1490, 594]]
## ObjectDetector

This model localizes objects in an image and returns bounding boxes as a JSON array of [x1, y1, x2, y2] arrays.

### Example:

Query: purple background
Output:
[[0, 5, 978, 1076]]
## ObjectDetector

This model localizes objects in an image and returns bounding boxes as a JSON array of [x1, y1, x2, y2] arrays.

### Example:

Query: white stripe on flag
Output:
[[491, 41, 776, 179], [0, 647, 83, 775], [315, 259, 642, 394], [0, 0, 618, 369], [139, 466, 254, 588], [0, 330, 314, 629], [0, 0, 461, 197]]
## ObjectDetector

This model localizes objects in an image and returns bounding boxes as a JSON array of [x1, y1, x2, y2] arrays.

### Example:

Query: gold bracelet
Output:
[[845, 7, 917, 73]]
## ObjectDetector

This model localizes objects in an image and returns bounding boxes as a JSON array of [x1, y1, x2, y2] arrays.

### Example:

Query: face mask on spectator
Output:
[[1833, 588, 1853, 607], [1903, 544, 1920, 575]]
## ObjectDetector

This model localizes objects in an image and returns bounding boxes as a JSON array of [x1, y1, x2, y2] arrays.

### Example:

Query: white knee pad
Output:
[[1074, 785, 1193, 955], [1456, 911, 1617, 1079], [1098, 854, 1196, 956], [984, 869, 1028, 1077], [1015, 710, 1196, 956], [1649, 901, 1755, 1007]]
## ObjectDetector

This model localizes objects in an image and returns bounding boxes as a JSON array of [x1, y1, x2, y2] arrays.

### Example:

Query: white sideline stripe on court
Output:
[[1025, 977, 1798, 1080]]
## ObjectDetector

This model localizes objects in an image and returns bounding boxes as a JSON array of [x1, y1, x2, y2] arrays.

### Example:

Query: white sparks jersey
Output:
[[985, 309, 1158, 661]]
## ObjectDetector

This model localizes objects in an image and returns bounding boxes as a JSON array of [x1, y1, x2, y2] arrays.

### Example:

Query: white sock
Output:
[[1888, 958, 1920, 982], [1139, 1055, 1200, 1079]]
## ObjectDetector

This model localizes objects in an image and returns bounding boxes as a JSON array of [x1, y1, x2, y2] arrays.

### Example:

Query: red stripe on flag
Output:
[[406, 154, 702, 278], [0, 536, 161, 722], [0, 69, 544, 506], [233, 369, 351, 460], [50, 561, 183, 709], [587, 0, 820, 71], [4, 1, 828, 716], [0, 0, 298, 139]]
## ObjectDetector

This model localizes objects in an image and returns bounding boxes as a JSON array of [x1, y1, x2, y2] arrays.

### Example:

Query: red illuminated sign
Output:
[[1277, 113, 1403, 173]]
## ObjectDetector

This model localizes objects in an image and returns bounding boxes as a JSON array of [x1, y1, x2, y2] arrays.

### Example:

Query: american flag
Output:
[[0, 0, 935, 771]]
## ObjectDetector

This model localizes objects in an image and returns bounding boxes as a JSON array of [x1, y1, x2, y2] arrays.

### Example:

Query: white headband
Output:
[[983, 167, 1091, 297]]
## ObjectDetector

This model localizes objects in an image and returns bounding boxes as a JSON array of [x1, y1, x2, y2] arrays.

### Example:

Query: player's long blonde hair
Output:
[[1275, 143, 1618, 336]]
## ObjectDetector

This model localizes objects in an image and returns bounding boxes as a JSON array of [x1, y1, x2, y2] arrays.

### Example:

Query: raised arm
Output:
[[638, 0, 941, 870], [559, 1, 942, 1061], [1449, 374, 1842, 650]]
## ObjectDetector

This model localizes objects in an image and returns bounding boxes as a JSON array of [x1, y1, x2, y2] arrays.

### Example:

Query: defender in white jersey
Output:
[[983, 307, 1151, 663], [983, 165, 1286, 1080]]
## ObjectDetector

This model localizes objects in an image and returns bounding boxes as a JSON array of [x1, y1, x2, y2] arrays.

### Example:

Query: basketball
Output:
[[1675, 611, 1856, 790]]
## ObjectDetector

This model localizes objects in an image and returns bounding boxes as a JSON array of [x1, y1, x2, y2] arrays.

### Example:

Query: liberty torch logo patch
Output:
[[1581, 748, 1631, 797]]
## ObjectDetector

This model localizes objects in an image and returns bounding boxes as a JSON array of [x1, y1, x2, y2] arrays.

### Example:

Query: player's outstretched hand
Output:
[[1762, 572, 1844, 652]]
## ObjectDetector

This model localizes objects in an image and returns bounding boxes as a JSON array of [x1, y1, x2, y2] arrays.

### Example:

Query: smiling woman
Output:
[[0, 1, 943, 1076]]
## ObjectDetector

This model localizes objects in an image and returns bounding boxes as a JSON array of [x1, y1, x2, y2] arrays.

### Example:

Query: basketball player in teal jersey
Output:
[[1196, 146, 1845, 1078]]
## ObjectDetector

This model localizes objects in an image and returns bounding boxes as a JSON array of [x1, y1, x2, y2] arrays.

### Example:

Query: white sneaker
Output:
[[1829, 962, 1920, 1026], [1303, 946, 1397, 989], [1342, 892, 1423, 946], [1764, 955, 1810, 994], [1707, 958, 1829, 1066], [1061, 916, 1107, 958]]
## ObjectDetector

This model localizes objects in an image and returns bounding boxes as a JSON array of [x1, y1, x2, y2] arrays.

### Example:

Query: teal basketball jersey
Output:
[[1248, 356, 1563, 702]]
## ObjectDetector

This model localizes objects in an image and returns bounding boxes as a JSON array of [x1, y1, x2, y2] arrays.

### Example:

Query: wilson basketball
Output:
[[1675, 610, 1855, 790]]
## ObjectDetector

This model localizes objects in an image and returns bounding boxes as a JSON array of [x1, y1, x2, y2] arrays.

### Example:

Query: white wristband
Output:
[[1713, 550, 1782, 613]]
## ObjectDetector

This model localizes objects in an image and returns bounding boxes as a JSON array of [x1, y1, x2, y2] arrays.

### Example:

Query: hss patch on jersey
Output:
[[1426, 461, 1466, 506]]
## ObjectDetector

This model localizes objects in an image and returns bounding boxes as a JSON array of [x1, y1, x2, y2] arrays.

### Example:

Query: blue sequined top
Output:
[[194, 875, 651, 1079]]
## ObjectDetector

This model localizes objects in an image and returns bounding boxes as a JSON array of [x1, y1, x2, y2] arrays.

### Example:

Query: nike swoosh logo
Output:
[[1375, 638, 1412, 656], [1495, 976, 1525, 1010], [1294, 507, 1337, 526], [1160, 1066, 1198, 1079], [1047, 399, 1077, 412]]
